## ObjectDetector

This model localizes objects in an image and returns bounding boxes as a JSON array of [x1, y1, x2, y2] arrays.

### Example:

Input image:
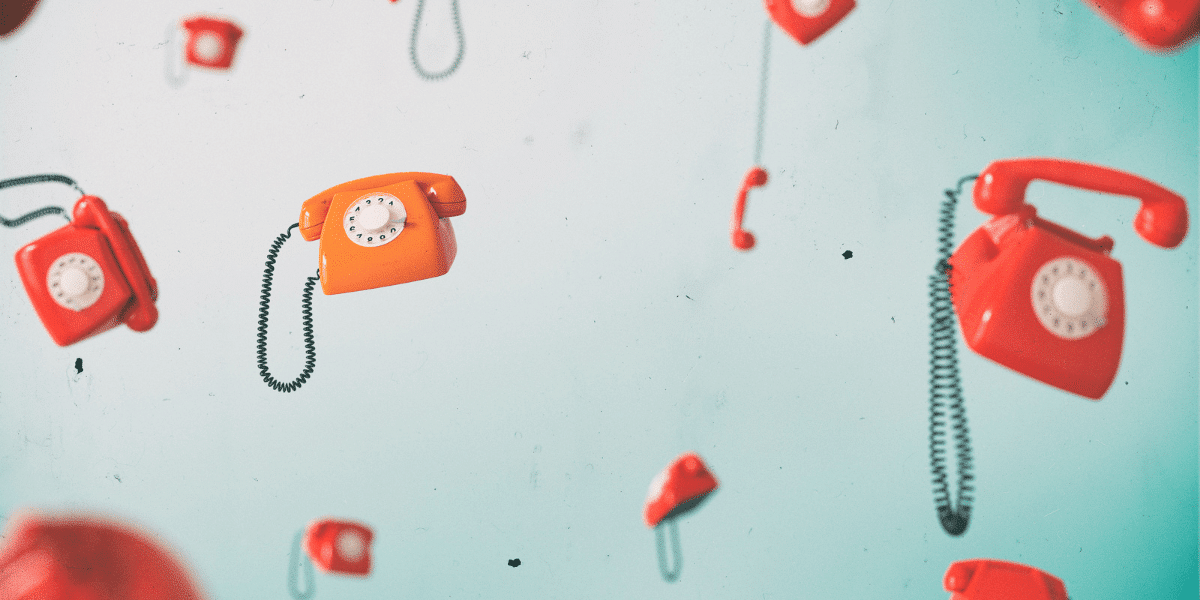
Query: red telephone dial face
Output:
[[0, 513, 205, 600], [944, 559, 1067, 600], [14, 196, 158, 347], [1087, 0, 1200, 51], [764, 0, 855, 45], [304, 519, 373, 576], [644, 453, 719, 528], [182, 16, 244, 69]]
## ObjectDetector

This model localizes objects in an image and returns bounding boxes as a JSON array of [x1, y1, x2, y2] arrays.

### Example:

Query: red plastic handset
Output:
[[72, 198, 159, 331], [765, 0, 855, 45], [0, 513, 205, 600], [299, 172, 466, 242], [304, 519, 373, 576], [975, 158, 1188, 248], [731, 167, 768, 250], [1086, 0, 1200, 51], [944, 559, 1067, 600], [644, 453, 719, 528], [182, 16, 244, 69]]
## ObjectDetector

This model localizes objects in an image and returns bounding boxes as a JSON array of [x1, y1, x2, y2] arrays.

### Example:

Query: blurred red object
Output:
[[303, 519, 373, 576], [0, 0, 40, 37], [182, 16, 244, 69], [944, 559, 1067, 600], [0, 512, 205, 600], [643, 452, 719, 528]]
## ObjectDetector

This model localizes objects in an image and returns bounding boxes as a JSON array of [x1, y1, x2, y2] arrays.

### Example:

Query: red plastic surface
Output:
[[303, 519, 374, 576], [944, 559, 1067, 600], [644, 453, 719, 528], [0, 513, 205, 600], [1086, 0, 1200, 51], [182, 16, 244, 69], [731, 166, 768, 250], [15, 196, 158, 346], [0, 0, 41, 37], [765, 0, 855, 45]]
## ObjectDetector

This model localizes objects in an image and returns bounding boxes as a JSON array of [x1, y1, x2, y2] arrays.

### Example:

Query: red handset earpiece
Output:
[[731, 167, 768, 251]]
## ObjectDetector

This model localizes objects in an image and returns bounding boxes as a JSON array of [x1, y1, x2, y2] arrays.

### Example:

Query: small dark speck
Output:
[[300, 94, 305, 98], [685, 295, 692, 300], [891, 317, 895, 323], [74, 358, 83, 374], [113, 474, 121, 483], [508, 558, 521, 567], [842, 250, 853, 259], [1125, 381, 1129, 385]]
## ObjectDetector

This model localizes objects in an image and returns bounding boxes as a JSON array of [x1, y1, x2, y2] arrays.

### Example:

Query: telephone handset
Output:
[[943, 559, 1067, 600], [1086, 0, 1200, 51], [948, 158, 1188, 399], [298, 172, 466, 295], [765, 0, 855, 45]]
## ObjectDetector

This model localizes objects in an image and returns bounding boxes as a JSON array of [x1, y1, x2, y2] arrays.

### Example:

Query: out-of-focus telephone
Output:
[[182, 16, 244, 69], [0, 0, 40, 37], [644, 452, 718, 583], [764, 0, 855, 45], [948, 158, 1187, 399], [944, 559, 1067, 600], [305, 519, 374, 576], [1086, 0, 1200, 51]]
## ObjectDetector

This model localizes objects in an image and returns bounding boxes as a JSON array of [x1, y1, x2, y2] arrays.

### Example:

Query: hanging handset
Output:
[[948, 158, 1188, 399], [764, 0, 855, 45], [944, 559, 1068, 600], [1086, 0, 1200, 51]]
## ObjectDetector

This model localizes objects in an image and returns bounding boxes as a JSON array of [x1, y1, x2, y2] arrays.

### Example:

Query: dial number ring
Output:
[[47, 252, 105, 312], [1030, 256, 1107, 340], [343, 193, 406, 248]]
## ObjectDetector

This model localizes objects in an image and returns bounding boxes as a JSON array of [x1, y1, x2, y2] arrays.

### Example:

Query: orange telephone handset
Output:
[[298, 172, 466, 295]]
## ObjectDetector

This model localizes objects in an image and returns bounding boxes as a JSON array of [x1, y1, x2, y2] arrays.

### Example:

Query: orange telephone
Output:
[[298, 172, 465, 295], [948, 158, 1188, 399]]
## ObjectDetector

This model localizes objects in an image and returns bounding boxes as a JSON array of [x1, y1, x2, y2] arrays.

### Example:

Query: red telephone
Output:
[[303, 519, 374, 576], [764, 0, 855, 45], [299, 172, 466, 295], [0, 0, 41, 37], [1086, 0, 1200, 51], [644, 452, 719, 528], [0, 512, 205, 600], [182, 16, 244, 69], [944, 559, 1067, 600], [948, 158, 1187, 399], [15, 196, 158, 346]]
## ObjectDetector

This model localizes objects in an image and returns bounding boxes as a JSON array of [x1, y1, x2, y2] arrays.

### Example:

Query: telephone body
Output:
[[299, 172, 466, 295], [765, 0, 855, 45], [644, 453, 719, 527], [944, 559, 1067, 600], [1086, 0, 1200, 51], [304, 519, 373, 576], [15, 196, 158, 347], [948, 158, 1187, 399], [0, 0, 40, 37], [0, 513, 205, 600], [183, 16, 244, 69]]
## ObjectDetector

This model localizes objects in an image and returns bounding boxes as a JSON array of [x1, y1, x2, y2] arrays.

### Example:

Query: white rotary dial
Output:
[[47, 253, 105, 311], [343, 192, 407, 248], [1030, 257, 1107, 340], [792, 0, 832, 16]]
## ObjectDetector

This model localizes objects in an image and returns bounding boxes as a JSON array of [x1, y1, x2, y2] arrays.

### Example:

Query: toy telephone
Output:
[[1086, 0, 1200, 51], [944, 559, 1067, 600], [765, 0, 855, 45], [182, 16, 243, 69], [298, 172, 466, 295], [0, 512, 205, 600], [644, 452, 718, 583], [304, 519, 374, 576], [15, 195, 158, 347], [948, 158, 1187, 399]]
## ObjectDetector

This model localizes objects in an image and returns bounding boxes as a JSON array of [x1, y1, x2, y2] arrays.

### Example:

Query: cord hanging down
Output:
[[256, 223, 320, 393], [0, 174, 83, 227], [928, 174, 979, 537], [410, 0, 465, 81]]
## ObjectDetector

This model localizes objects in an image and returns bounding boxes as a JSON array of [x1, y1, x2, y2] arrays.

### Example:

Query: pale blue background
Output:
[[0, 1, 1196, 598]]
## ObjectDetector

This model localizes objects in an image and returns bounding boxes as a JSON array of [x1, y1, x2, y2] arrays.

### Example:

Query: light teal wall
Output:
[[1, 1, 1196, 598]]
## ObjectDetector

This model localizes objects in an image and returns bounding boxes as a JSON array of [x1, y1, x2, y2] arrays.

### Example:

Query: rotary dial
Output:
[[47, 253, 105, 312], [1030, 257, 1107, 340], [343, 192, 407, 248]]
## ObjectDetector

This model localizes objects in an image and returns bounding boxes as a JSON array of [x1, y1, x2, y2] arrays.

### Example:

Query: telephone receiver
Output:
[[944, 559, 1067, 600], [731, 166, 768, 251], [303, 519, 374, 576], [764, 0, 855, 45], [299, 172, 466, 295], [1085, 0, 1200, 51], [0, 512, 205, 600], [948, 158, 1188, 399], [15, 195, 158, 346], [182, 16, 244, 69]]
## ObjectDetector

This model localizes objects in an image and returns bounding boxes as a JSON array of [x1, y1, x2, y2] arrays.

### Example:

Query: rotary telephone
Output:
[[765, 0, 855, 45], [182, 16, 244, 69], [1086, 0, 1200, 51], [287, 519, 374, 599], [644, 452, 719, 583], [944, 559, 1068, 600]]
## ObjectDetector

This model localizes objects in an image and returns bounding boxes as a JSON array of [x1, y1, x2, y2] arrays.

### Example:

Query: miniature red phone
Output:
[[0, 513, 205, 600], [1086, 0, 1200, 51], [0, 0, 41, 37], [731, 167, 768, 250], [15, 196, 158, 346], [948, 158, 1187, 399], [303, 519, 374, 576], [944, 559, 1067, 600], [298, 172, 466, 295], [182, 16, 244, 69], [765, 0, 855, 45], [644, 453, 719, 528]]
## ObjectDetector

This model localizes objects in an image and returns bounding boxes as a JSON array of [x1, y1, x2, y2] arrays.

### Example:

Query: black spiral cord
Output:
[[410, 0, 465, 81], [256, 223, 320, 393], [0, 174, 81, 227], [929, 174, 979, 537]]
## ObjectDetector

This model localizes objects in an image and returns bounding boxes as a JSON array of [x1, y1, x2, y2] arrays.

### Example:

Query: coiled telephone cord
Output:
[[410, 0, 465, 81], [928, 174, 978, 537], [0, 174, 82, 227], [256, 223, 320, 393]]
